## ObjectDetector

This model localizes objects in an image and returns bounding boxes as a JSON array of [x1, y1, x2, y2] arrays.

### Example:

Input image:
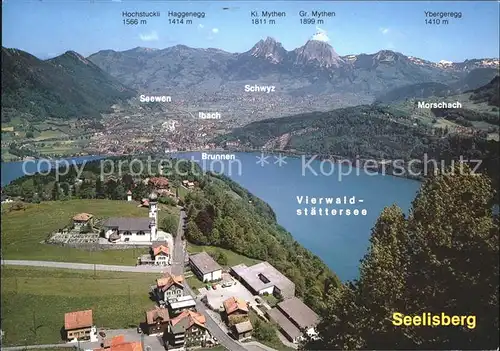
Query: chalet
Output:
[[163, 310, 213, 349], [149, 177, 169, 189], [137, 242, 171, 266], [189, 252, 222, 282], [152, 242, 170, 265], [156, 273, 184, 302], [64, 309, 96, 341], [72, 213, 93, 228], [222, 297, 249, 325], [232, 320, 253, 341], [267, 297, 320, 343], [144, 307, 169, 336]]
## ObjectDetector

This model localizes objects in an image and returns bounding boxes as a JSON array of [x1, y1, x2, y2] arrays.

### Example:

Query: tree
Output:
[[51, 182, 60, 201], [310, 164, 499, 350], [160, 215, 178, 234], [211, 250, 228, 266]]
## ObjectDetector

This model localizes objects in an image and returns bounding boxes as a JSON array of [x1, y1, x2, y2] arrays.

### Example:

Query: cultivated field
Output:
[[1, 266, 159, 346], [1, 199, 179, 264]]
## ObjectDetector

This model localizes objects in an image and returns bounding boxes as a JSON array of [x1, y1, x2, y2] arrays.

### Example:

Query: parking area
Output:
[[199, 280, 258, 311]]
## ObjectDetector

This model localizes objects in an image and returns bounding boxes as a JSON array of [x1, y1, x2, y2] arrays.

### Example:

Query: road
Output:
[[3, 210, 272, 351], [2, 260, 168, 273], [170, 209, 186, 275], [170, 210, 262, 351], [183, 283, 249, 351], [2, 329, 165, 351]]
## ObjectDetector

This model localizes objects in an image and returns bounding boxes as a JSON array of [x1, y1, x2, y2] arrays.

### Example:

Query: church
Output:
[[101, 192, 169, 243]]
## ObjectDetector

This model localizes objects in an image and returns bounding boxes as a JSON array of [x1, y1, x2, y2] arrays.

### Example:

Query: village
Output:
[[61, 252, 320, 351], [38, 176, 320, 351]]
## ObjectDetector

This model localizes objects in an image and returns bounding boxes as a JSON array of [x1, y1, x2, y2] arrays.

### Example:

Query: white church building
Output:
[[102, 192, 171, 244]]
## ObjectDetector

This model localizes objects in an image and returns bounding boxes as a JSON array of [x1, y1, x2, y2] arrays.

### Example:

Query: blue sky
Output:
[[2, 1, 499, 62]]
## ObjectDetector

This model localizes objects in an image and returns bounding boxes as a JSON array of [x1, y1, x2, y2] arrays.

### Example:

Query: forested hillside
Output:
[[216, 104, 499, 196], [1, 48, 135, 121], [183, 172, 339, 312], [2, 157, 339, 313], [307, 165, 499, 349], [468, 76, 500, 107]]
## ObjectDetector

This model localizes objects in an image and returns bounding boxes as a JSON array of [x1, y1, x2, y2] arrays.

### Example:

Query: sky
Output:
[[2, 0, 499, 62]]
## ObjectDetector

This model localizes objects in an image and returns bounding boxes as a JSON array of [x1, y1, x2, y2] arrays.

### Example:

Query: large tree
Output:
[[308, 164, 499, 350]]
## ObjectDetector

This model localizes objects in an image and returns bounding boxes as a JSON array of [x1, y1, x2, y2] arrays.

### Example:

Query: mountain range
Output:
[[2, 38, 499, 122], [1, 47, 135, 121], [87, 37, 499, 98]]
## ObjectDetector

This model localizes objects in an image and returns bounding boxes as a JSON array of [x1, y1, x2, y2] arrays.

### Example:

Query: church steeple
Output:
[[149, 191, 158, 240]]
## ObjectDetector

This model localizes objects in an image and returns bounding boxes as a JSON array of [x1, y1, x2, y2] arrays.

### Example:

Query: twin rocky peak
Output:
[[247, 36, 343, 68]]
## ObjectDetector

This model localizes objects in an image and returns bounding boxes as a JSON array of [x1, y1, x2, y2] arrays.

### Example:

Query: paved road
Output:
[[170, 209, 186, 276], [183, 283, 248, 351], [2, 328, 165, 351], [2, 260, 169, 273], [3, 210, 272, 351]]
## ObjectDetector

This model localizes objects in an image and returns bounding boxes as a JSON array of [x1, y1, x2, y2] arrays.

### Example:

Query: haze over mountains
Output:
[[1, 47, 135, 121], [1, 37, 499, 122], [88, 37, 499, 98]]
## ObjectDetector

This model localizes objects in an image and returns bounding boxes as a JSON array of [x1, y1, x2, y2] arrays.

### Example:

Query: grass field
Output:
[[1, 199, 179, 264], [34, 130, 69, 141], [185, 274, 206, 290], [187, 243, 261, 268], [1, 266, 159, 346]]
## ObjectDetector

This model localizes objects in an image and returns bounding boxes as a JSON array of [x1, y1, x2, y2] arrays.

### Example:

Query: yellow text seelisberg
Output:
[[392, 312, 476, 329]]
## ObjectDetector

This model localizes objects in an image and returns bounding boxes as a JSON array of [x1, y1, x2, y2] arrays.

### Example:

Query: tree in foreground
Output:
[[307, 164, 499, 350]]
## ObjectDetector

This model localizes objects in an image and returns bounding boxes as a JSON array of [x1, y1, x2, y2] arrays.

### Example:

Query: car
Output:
[[137, 326, 142, 334], [222, 281, 232, 288]]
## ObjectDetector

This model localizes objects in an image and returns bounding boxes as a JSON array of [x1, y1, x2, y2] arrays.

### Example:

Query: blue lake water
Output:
[[1, 152, 421, 281], [175, 152, 422, 281]]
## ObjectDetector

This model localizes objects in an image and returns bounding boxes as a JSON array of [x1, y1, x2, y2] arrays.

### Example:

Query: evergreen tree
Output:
[[51, 182, 59, 201], [309, 164, 499, 350]]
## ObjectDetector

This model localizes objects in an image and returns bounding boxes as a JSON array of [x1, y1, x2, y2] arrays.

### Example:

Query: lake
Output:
[[177, 152, 421, 281], [1, 152, 421, 281]]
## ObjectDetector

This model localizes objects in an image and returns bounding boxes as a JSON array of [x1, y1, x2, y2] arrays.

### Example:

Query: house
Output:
[[64, 309, 96, 341], [267, 297, 320, 343], [232, 320, 253, 341], [168, 295, 197, 316], [94, 340, 142, 351], [230, 262, 295, 299], [189, 252, 222, 282], [156, 273, 184, 302], [152, 242, 170, 265], [102, 335, 125, 348], [1, 195, 13, 204], [144, 307, 170, 335], [222, 297, 249, 325], [149, 177, 169, 189], [137, 242, 172, 266], [182, 180, 195, 189], [163, 310, 213, 349], [73, 213, 93, 228]]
